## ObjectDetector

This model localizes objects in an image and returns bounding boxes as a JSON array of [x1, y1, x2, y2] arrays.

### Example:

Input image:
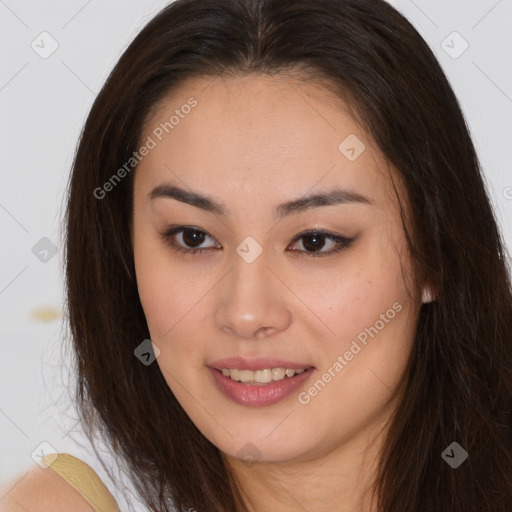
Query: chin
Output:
[[199, 415, 327, 465]]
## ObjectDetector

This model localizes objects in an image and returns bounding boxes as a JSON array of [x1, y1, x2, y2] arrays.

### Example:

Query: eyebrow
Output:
[[148, 183, 373, 219]]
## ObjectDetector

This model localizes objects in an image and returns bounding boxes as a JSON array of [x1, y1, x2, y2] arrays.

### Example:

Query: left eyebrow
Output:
[[148, 183, 374, 219]]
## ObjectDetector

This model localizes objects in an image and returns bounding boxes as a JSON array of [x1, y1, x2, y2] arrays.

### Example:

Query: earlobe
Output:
[[421, 285, 436, 304]]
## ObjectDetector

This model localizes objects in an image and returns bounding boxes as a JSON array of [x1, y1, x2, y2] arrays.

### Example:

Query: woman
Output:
[[3, 0, 511, 510]]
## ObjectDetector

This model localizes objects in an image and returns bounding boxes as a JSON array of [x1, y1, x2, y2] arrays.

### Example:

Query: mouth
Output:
[[207, 357, 316, 406]]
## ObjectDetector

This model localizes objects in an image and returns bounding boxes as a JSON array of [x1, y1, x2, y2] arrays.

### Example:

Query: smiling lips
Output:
[[208, 357, 315, 406]]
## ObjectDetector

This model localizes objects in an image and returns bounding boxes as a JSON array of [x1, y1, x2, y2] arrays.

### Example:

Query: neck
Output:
[[226, 411, 393, 512]]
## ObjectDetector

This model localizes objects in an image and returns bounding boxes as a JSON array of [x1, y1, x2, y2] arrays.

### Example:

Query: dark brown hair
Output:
[[62, 0, 512, 510]]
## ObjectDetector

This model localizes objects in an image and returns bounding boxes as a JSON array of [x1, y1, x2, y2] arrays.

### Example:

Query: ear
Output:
[[421, 284, 436, 304]]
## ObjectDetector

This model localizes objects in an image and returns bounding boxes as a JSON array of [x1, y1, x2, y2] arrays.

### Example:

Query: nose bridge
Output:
[[230, 233, 271, 294], [228, 245, 273, 312], [215, 242, 291, 338]]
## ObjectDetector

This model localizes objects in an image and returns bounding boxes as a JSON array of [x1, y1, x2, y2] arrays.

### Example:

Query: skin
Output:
[[0, 465, 95, 511], [132, 73, 426, 511]]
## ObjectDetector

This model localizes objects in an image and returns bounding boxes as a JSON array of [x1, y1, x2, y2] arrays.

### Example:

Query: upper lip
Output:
[[208, 357, 315, 371]]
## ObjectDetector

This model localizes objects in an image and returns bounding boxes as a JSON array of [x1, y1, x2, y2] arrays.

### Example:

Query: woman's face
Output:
[[132, 73, 421, 464]]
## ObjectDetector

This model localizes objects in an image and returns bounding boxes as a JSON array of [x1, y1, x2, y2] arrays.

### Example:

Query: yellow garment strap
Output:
[[42, 453, 120, 512]]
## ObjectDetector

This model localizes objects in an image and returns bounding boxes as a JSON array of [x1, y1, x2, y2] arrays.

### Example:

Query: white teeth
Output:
[[254, 369, 273, 383], [239, 370, 254, 383], [220, 367, 308, 383], [271, 368, 286, 380]]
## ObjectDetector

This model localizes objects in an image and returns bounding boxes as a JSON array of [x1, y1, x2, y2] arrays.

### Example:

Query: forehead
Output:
[[135, 73, 395, 209]]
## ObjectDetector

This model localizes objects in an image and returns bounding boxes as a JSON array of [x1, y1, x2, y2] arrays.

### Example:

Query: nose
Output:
[[214, 250, 292, 340]]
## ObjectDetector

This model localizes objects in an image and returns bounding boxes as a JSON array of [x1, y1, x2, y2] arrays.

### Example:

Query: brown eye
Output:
[[160, 226, 220, 254], [300, 233, 331, 252], [288, 231, 354, 257], [180, 228, 207, 248]]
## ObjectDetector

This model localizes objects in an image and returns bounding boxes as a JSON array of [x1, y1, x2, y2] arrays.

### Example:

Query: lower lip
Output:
[[208, 367, 315, 407]]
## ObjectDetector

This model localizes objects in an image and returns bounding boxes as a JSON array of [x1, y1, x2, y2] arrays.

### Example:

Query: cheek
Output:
[[135, 265, 205, 395], [314, 239, 415, 401], [134, 232, 186, 338], [309, 239, 411, 346], [133, 238, 215, 371], [136, 263, 201, 340]]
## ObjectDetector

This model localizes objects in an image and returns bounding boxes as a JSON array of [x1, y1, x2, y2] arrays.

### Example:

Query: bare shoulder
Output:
[[0, 465, 95, 512]]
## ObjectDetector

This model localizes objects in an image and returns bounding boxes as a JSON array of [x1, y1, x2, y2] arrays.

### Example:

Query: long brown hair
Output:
[[62, 0, 512, 510]]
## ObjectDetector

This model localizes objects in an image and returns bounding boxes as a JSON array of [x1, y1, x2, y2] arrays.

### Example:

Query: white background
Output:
[[1, 1, 511, 510]]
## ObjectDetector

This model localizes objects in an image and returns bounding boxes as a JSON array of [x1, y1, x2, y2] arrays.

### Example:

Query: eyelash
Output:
[[158, 225, 354, 258]]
